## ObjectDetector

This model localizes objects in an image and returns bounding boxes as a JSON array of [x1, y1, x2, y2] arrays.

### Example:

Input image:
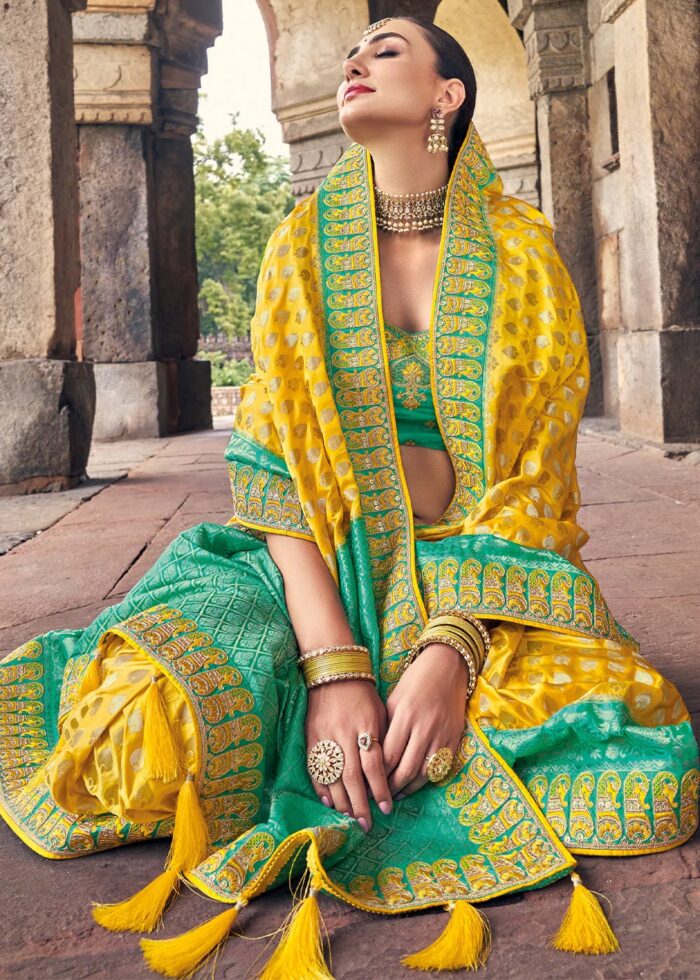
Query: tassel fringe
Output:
[[141, 903, 244, 979], [167, 774, 209, 872], [550, 872, 620, 955], [92, 868, 180, 933], [93, 775, 209, 935], [143, 674, 182, 782], [257, 875, 333, 980], [401, 899, 491, 972]]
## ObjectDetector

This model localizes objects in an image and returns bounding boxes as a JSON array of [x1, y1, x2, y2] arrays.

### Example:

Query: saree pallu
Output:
[[1, 120, 698, 975]]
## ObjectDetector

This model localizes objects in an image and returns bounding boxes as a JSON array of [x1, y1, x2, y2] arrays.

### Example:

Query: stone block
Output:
[[92, 361, 168, 440], [0, 360, 95, 495], [617, 331, 663, 441], [595, 232, 621, 330], [660, 326, 700, 443], [79, 126, 154, 363], [0, 0, 80, 360], [176, 357, 213, 433], [597, 328, 620, 417], [153, 136, 200, 359]]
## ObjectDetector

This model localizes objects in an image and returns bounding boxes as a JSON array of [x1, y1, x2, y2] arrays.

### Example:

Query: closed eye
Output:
[[376, 50, 398, 57]]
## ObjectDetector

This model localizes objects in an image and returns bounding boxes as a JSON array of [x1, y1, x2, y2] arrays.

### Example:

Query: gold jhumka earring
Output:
[[428, 106, 449, 153]]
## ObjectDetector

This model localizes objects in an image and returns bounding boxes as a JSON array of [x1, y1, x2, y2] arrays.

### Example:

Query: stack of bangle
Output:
[[402, 608, 492, 697], [297, 644, 375, 689]]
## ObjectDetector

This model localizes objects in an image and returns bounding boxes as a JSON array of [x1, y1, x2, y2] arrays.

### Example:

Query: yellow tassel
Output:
[[401, 899, 491, 972], [166, 773, 210, 872], [141, 902, 244, 978], [550, 872, 620, 954], [257, 877, 333, 980], [142, 674, 181, 782], [92, 868, 179, 933], [92, 776, 209, 935], [77, 653, 102, 698]]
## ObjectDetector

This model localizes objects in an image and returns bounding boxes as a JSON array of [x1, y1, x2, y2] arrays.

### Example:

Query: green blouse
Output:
[[384, 320, 446, 451]]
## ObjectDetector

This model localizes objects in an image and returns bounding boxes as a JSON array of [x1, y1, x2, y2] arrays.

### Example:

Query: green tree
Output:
[[194, 112, 296, 340]]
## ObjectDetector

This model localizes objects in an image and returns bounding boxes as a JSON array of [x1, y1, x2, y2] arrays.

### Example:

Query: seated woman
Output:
[[0, 15, 697, 980]]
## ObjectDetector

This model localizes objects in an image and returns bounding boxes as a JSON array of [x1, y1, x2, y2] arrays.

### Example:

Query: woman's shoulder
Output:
[[485, 192, 555, 237]]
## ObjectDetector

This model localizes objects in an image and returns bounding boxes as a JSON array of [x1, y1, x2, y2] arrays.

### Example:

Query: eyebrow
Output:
[[345, 32, 410, 60]]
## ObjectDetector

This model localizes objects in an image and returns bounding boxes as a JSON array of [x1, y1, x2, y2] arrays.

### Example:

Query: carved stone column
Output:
[[508, 0, 603, 416], [0, 0, 95, 494], [72, 0, 221, 439], [604, 0, 699, 442]]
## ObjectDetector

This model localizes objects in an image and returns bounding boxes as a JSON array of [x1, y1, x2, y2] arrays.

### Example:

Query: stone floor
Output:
[[0, 421, 698, 979]]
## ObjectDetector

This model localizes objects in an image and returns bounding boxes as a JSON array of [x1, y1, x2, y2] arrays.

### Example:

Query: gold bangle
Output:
[[298, 646, 375, 689], [427, 622, 486, 670], [436, 609, 492, 656], [413, 622, 485, 671], [302, 669, 376, 689], [402, 633, 479, 697], [298, 643, 370, 663]]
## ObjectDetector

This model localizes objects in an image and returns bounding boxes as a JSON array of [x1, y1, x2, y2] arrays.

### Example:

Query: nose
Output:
[[342, 54, 369, 84]]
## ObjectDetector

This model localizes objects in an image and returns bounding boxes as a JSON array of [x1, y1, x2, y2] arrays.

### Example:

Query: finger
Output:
[[327, 774, 353, 816], [382, 714, 410, 779], [387, 729, 429, 796], [403, 729, 462, 797], [341, 744, 373, 831], [310, 774, 333, 807], [359, 742, 392, 814]]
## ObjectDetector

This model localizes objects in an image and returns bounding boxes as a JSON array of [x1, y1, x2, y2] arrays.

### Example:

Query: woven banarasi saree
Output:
[[1, 122, 697, 977]]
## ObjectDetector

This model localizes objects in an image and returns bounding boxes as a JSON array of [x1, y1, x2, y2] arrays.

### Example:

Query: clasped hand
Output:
[[305, 642, 470, 833]]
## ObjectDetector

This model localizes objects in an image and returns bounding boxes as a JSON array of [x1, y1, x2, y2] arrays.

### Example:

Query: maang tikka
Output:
[[428, 106, 449, 154]]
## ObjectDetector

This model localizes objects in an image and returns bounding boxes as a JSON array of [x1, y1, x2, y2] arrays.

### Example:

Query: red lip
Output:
[[344, 84, 375, 101]]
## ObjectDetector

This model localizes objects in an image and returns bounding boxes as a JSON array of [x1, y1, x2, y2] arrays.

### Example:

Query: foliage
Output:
[[194, 111, 296, 339], [196, 350, 253, 388]]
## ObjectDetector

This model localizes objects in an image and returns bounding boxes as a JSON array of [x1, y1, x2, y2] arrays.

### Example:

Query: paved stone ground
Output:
[[1, 422, 698, 979]]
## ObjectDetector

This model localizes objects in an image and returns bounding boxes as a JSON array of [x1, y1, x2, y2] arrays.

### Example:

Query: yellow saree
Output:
[[0, 121, 697, 978]]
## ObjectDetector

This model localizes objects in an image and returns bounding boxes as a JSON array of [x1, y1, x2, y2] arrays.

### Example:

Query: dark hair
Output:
[[397, 16, 477, 173]]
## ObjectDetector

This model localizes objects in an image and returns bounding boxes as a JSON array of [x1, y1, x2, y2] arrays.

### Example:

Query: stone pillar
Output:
[[604, 0, 700, 442], [71, 0, 221, 439], [0, 0, 95, 495], [508, 0, 603, 416]]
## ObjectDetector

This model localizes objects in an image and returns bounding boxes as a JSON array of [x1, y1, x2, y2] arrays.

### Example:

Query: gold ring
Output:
[[425, 747, 454, 783], [357, 732, 380, 752], [307, 739, 344, 785]]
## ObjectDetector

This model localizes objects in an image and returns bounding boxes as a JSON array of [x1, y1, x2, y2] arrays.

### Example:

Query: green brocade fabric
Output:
[[384, 321, 447, 450], [0, 521, 697, 910]]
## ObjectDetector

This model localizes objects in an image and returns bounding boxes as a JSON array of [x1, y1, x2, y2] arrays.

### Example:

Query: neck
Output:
[[367, 134, 450, 196]]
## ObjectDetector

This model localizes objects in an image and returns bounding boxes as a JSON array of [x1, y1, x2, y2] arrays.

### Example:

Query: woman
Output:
[[0, 15, 697, 979]]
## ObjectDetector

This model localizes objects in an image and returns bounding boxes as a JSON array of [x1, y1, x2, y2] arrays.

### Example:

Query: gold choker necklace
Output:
[[374, 183, 448, 233]]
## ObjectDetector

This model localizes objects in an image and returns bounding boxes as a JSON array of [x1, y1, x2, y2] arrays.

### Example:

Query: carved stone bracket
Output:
[[507, 0, 590, 98], [72, 0, 222, 135]]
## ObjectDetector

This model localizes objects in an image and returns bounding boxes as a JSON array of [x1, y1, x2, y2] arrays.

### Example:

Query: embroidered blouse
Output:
[[384, 320, 447, 451]]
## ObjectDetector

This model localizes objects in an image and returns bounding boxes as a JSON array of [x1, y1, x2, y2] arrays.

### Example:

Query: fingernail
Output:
[[321, 796, 331, 807], [395, 792, 406, 800], [358, 817, 369, 833], [379, 800, 392, 815]]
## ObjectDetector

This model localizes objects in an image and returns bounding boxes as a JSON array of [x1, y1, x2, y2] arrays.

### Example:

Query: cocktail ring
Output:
[[357, 732, 380, 752], [425, 747, 454, 783], [307, 739, 345, 785]]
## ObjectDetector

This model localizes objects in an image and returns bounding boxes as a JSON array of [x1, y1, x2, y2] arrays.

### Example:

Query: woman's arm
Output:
[[264, 534, 355, 649], [264, 533, 393, 830]]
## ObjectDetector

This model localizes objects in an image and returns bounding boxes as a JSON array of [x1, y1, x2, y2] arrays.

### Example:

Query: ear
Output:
[[438, 77, 466, 122]]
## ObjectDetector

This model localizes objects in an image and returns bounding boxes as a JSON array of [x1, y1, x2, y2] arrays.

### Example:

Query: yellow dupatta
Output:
[[224, 120, 636, 695]]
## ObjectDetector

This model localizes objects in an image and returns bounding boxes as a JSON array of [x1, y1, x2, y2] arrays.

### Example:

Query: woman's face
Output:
[[336, 19, 455, 144]]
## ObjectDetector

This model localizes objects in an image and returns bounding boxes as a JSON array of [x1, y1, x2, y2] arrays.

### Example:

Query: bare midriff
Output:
[[399, 443, 456, 525]]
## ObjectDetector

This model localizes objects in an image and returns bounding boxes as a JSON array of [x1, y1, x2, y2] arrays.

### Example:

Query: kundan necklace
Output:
[[374, 183, 448, 233]]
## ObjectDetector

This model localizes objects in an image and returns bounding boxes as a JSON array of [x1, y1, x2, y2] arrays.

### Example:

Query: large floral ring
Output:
[[307, 739, 345, 785], [357, 732, 379, 752], [425, 747, 454, 783]]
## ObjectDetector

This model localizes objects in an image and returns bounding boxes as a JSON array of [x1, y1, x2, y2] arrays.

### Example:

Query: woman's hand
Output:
[[305, 678, 393, 832], [382, 643, 470, 798]]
